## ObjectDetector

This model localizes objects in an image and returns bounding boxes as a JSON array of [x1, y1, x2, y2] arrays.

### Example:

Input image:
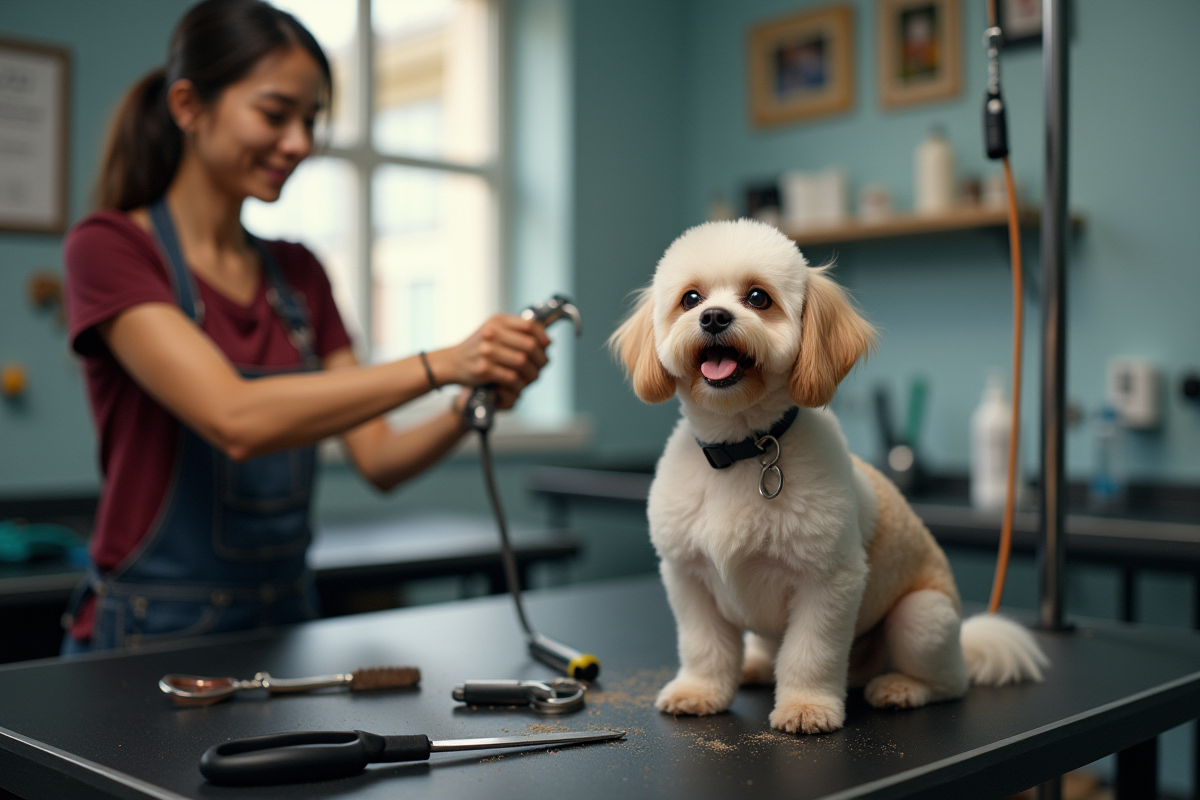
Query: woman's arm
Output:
[[99, 302, 548, 461], [327, 348, 468, 491]]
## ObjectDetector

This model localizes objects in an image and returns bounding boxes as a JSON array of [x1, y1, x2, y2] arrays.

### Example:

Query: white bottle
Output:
[[915, 127, 955, 215], [971, 371, 1019, 511]]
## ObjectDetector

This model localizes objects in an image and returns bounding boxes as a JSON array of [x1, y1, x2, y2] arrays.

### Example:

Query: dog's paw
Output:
[[741, 650, 775, 685], [769, 693, 844, 734], [655, 678, 733, 716], [864, 673, 932, 709]]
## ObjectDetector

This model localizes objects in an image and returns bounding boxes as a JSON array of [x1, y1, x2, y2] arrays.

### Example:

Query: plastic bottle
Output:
[[971, 371, 1018, 511], [1089, 406, 1127, 512], [915, 127, 956, 215]]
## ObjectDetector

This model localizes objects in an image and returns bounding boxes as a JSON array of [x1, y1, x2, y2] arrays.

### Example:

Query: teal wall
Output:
[[570, 0, 689, 463], [680, 0, 1200, 483], [0, 1, 195, 496]]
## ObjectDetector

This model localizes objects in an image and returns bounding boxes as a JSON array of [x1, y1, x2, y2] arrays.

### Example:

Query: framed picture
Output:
[[0, 38, 71, 234], [997, 0, 1042, 47], [747, 5, 855, 128], [877, 0, 961, 110]]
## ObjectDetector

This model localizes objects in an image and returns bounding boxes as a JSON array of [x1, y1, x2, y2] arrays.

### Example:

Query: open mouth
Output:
[[699, 346, 754, 388]]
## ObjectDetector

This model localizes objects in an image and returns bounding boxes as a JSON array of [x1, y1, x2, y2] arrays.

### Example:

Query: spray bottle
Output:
[[971, 370, 1020, 511]]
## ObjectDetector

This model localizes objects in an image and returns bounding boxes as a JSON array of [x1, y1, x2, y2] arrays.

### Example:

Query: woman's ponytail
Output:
[[95, 67, 182, 211], [93, 0, 331, 212]]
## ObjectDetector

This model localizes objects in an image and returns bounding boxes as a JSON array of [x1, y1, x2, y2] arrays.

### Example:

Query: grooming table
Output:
[[1, 576, 1198, 800]]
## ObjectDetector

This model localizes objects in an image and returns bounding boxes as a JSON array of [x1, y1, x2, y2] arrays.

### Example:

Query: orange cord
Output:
[[981, 0, 1023, 614], [986, 158, 1024, 613]]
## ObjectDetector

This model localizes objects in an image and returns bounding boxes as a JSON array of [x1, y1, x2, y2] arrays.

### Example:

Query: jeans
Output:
[[60, 633, 90, 657]]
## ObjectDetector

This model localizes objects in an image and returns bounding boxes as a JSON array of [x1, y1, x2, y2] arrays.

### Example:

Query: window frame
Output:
[[304, 0, 586, 451], [327, 0, 508, 362]]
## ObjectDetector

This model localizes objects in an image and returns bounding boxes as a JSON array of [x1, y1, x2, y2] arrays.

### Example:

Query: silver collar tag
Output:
[[755, 435, 783, 499]]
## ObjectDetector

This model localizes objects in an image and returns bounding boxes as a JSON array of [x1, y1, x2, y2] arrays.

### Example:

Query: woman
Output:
[[61, 0, 549, 653]]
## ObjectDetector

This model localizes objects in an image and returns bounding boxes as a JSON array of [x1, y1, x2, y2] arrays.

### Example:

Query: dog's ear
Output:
[[789, 269, 876, 408], [608, 289, 675, 404]]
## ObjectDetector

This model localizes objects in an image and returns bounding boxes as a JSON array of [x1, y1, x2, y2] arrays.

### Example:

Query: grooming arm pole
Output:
[[1035, 6, 1071, 796], [1037, 0, 1070, 633]]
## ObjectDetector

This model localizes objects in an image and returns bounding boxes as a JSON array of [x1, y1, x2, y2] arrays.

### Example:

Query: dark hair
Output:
[[97, 0, 331, 211]]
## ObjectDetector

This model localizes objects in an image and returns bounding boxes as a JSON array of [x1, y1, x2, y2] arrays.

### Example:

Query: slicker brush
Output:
[[346, 666, 421, 692], [160, 666, 421, 706]]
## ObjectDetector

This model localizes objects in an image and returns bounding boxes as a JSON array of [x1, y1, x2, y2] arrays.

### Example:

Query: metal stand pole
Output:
[[1037, 0, 1070, 632], [1037, 3, 1070, 790]]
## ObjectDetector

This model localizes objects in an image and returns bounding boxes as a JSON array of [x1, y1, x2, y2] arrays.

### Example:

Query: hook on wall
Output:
[[27, 270, 65, 325]]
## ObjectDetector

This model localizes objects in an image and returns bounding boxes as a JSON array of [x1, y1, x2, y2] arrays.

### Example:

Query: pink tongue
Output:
[[701, 357, 738, 381]]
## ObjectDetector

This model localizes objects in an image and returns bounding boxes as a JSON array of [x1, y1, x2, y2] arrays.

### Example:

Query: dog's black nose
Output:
[[699, 307, 732, 335]]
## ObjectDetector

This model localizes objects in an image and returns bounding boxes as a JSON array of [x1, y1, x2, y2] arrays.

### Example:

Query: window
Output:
[[244, 0, 500, 374], [246, 0, 580, 443]]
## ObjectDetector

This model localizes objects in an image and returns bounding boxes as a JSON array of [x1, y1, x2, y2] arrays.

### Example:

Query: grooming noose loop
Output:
[[755, 434, 783, 500]]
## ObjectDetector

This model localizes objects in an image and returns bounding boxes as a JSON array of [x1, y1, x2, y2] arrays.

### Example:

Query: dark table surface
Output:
[[3, 576, 1200, 800]]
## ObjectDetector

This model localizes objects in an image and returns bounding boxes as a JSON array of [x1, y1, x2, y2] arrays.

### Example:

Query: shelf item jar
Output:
[[858, 185, 893, 223], [914, 127, 955, 215]]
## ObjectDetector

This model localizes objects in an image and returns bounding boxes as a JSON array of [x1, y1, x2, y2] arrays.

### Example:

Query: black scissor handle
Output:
[[199, 730, 431, 786]]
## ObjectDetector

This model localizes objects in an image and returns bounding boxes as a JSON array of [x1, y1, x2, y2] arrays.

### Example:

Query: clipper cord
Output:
[[478, 430, 535, 636], [478, 429, 601, 681], [987, 158, 1023, 614], [984, 0, 1023, 615]]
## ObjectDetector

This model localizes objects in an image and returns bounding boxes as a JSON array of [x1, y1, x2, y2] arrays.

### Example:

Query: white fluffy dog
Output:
[[610, 219, 1047, 735]]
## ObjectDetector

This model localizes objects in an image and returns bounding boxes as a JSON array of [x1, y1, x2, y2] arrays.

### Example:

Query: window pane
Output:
[[373, 0, 494, 163], [243, 157, 363, 345], [269, 0, 361, 148], [371, 164, 494, 363]]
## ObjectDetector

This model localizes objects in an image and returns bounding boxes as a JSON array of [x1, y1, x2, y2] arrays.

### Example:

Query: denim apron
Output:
[[63, 198, 321, 652]]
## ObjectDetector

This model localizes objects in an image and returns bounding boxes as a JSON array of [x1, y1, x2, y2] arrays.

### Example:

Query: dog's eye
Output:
[[681, 290, 702, 310], [745, 288, 772, 309]]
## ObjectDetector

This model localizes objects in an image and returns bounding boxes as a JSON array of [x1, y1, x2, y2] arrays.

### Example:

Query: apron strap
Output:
[[146, 197, 320, 369], [249, 235, 321, 369], [148, 198, 205, 324], [60, 563, 104, 631]]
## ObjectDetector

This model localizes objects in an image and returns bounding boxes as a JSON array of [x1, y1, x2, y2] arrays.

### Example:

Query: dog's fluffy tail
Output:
[[961, 613, 1049, 686]]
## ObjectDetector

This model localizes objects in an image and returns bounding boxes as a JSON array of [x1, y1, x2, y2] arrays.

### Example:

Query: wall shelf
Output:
[[784, 206, 1084, 247]]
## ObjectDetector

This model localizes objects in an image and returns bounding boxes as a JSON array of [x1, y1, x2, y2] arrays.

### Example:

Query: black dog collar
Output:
[[696, 407, 800, 469]]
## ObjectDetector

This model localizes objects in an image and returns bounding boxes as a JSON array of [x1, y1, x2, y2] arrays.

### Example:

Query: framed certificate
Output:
[[0, 38, 71, 234]]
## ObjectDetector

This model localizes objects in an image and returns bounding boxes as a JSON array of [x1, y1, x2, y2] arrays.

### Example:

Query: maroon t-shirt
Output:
[[63, 210, 352, 639]]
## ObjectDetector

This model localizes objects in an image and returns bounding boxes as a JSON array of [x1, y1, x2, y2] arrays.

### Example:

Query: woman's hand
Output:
[[448, 382, 521, 417], [430, 314, 550, 392]]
